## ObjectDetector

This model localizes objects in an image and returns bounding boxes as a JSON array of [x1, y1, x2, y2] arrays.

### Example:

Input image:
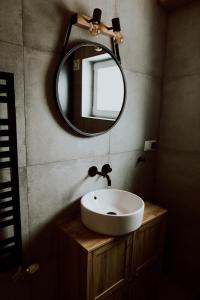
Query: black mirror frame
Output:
[[55, 41, 127, 137]]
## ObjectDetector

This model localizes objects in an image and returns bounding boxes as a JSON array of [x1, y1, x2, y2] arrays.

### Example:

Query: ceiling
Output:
[[159, 0, 196, 9]]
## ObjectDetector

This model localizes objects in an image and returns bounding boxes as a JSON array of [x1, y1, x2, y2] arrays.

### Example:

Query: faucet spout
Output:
[[97, 172, 111, 186], [105, 174, 111, 186]]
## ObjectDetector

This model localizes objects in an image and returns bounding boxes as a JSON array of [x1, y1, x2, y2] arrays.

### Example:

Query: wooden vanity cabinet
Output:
[[128, 215, 167, 300], [58, 202, 167, 300]]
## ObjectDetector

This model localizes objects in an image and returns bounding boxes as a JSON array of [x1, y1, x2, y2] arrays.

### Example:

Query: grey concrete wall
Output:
[[155, 1, 200, 295], [0, 1, 166, 299]]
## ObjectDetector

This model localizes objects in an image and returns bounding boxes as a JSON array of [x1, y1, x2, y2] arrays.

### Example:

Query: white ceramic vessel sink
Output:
[[81, 189, 144, 236]]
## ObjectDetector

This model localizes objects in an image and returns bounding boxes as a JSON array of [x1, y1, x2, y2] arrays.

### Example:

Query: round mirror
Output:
[[56, 42, 126, 136]]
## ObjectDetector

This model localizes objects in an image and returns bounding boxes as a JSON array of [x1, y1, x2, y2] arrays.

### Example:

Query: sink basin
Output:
[[81, 189, 145, 236]]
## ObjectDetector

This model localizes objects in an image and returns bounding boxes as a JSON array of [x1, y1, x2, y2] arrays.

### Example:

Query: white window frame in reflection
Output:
[[82, 53, 124, 121], [92, 60, 124, 119]]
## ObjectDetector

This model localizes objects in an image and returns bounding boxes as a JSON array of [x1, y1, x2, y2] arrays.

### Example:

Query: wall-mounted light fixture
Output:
[[62, 8, 124, 62], [73, 8, 124, 45]]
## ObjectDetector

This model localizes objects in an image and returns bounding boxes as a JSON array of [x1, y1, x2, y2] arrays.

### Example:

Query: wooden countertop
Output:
[[58, 202, 167, 252]]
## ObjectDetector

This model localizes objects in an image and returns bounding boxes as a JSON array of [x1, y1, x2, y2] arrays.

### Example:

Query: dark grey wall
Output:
[[155, 2, 200, 296], [0, 1, 166, 299]]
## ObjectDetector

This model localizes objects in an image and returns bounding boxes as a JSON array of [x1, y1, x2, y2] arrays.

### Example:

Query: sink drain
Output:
[[107, 212, 117, 215]]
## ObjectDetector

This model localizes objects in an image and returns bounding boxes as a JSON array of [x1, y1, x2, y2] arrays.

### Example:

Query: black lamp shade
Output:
[[112, 18, 121, 32], [92, 8, 102, 24]]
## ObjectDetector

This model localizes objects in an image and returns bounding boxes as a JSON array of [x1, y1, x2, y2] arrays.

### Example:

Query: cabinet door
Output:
[[132, 216, 166, 273], [128, 261, 161, 300], [90, 235, 132, 300]]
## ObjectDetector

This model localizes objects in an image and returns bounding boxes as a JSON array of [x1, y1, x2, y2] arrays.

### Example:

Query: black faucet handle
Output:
[[88, 166, 98, 177], [101, 164, 112, 174]]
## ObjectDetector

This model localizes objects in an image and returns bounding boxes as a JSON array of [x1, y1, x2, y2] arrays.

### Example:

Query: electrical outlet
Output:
[[144, 140, 157, 151]]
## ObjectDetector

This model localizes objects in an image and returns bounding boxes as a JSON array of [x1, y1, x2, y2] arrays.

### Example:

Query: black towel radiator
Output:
[[0, 71, 22, 272]]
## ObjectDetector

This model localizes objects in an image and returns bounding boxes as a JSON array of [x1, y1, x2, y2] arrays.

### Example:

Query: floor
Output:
[[157, 277, 199, 300]]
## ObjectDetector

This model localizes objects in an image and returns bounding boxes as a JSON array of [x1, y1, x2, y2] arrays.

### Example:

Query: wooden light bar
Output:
[[74, 14, 123, 44]]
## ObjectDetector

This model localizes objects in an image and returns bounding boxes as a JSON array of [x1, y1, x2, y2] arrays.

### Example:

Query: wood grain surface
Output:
[[58, 202, 167, 252]]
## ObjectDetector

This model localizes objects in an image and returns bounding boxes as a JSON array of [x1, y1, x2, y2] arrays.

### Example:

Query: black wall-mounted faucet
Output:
[[88, 164, 112, 186]]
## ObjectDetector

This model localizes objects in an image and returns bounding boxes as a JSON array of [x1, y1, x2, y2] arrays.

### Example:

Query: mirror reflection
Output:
[[56, 43, 126, 136]]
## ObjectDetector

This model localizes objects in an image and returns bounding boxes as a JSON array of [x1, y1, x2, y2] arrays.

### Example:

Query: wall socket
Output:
[[144, 140, 157, 151]]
